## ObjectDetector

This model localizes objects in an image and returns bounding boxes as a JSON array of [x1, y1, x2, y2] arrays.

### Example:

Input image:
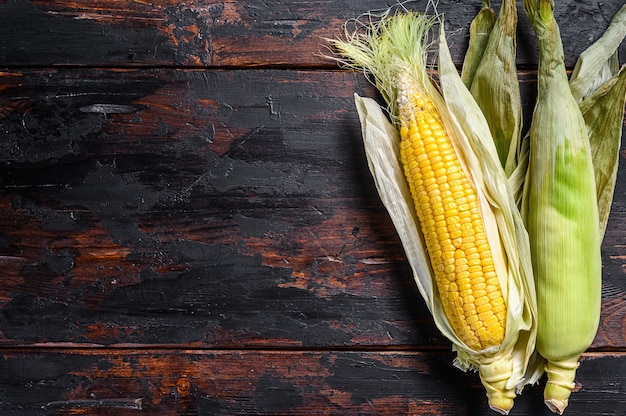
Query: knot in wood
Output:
[[176, 376, 192, 397]]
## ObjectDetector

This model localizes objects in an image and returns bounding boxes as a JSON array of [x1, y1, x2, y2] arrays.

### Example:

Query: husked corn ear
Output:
[[326, 9, 537, 414], [396, 78, 506, 351]]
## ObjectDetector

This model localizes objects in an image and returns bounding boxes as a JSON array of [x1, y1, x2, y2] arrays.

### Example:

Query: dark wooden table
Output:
[[1, 1, 625, 415]]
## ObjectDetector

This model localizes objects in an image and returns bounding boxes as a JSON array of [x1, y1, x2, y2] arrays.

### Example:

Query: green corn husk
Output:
[[570, 4, 626, 238], [465, 0, 523, 178], [461, 0, 497, 88], [581, 67, 626, 238], [509, 131, 531, 209], [570, 5, 626, 103], [521, 0, 603, 413], [327, 9, 537, 414]]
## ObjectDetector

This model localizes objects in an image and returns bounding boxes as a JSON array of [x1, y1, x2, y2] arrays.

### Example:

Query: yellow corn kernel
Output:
[[398, 79, 506, 351]]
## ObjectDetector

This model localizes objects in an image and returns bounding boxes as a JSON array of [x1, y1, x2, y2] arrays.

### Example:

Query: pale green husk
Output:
[[465, 0, 523, 178], [522, 0, 603, 413], [581, 67, 626, 238], [570, 4, 626, 238], [328, 9, 537, 414], [570, 5, 626, 102], [521, 2, 626, 414], [461, 0, 497, 88]]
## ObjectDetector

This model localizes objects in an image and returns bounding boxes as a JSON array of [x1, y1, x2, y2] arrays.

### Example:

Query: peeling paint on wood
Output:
[[1, 68, 624, 350], [0, 0, 623, 68], [0, 350, 625, 415], [0, 1, 625, 415]]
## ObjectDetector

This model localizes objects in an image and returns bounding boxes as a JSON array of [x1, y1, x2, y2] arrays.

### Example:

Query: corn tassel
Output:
[[327, 9, 536, 414], [522, 0, 602, 413]]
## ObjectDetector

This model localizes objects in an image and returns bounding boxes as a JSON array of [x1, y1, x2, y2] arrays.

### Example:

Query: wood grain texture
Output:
[[0, 68, 442, 348], [0, 0, 624, 68], [1, 349, 625, 416], [1, 69, 625, 350], [1, 1, 626, 415]]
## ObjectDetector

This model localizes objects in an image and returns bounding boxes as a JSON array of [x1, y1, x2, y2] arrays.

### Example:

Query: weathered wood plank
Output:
[[0, 0, 623, 68], [1, 69, 625, 349], [1, 2, 625, 416], [0, 68, 441, 348], [1, 349, 625, 416]]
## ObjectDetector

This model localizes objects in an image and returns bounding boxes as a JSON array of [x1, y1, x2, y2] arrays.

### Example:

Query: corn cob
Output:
[[327, 9, 536, 414], [397, 77, 507, 351], [522, 0, 602, 413]]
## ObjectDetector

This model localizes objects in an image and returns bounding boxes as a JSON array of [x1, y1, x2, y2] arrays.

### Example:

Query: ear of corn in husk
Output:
[[521, 0, 605, 413], [327, 9, 537, 414], [463, 0, 523, 179]]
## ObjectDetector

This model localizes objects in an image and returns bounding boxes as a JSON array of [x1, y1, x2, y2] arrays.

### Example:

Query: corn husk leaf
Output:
[[354, 94, 435, 306], [569, 4, 626, 238], [461, 0, 497, 88], [466, 0, 522, 177], [509, 132, 530, 208], [354, 95, 467, 345], [580, 67, 626, 238], [570, 5, 626, 102]]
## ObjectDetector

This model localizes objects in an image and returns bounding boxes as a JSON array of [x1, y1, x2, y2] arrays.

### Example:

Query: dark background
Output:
[[1, 1, 625, 415]]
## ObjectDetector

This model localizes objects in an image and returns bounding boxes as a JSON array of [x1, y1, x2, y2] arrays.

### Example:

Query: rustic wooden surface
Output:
[[1, 0, 625, 415]]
